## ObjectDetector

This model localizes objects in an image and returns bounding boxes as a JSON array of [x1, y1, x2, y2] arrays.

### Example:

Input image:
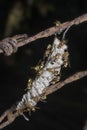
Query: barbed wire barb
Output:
[[0, 13, 87, 129], [0, 14, 87, 55]]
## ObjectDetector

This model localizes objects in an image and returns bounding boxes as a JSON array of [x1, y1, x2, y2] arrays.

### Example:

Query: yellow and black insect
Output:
[[27, 78, 33, 90], [63, 51, 69, 68], [44, 44, 52, 59]]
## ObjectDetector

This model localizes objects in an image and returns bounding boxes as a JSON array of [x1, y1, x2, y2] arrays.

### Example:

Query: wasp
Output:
[[44, 44, 52, 60], [50, 75, 60, 85], [54, 21, 61, 27], [57, 39, 67, 48], [50, 53, 61, 64], [27, 78, 33, 90], [32, 44, 52, 75], [63, 51, 69, 68]]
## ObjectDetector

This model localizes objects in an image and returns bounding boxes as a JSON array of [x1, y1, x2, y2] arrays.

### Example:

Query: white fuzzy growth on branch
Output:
[[16, 37, 68, 111]]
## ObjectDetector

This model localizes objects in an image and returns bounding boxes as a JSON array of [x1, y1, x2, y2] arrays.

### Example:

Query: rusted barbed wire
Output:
[[0, 34, 28, 56], [0, 13, 87, 56], [0, 13, 87, 129], [0, 71, 87, 129]]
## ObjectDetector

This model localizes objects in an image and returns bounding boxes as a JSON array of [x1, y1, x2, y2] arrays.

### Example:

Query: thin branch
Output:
[[0, 13, 87, 55], [0, 70, 87, 129]]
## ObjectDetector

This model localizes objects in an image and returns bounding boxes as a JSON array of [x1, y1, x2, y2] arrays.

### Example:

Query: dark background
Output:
[[0, 0, 87, 130]]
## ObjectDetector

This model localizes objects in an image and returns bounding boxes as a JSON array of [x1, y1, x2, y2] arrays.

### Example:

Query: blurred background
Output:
[[0, 0, 87, 130]]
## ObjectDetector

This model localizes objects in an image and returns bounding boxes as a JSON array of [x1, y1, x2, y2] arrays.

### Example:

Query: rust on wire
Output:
[[0, 14, 87, 55], [0, 71, 87, 129], [0, 34, 28, 56], [0, 13, 87, 129]]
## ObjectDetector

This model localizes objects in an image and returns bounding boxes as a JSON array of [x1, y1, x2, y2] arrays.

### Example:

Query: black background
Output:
[[0, 0, 87, 130]]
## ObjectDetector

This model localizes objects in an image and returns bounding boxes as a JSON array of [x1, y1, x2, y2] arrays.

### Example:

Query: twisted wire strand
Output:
[[0, 34, 28, 56]]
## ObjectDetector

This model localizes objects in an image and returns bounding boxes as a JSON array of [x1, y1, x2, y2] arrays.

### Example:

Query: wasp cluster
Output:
[[27, 44, 52, 90], [16, 36, 69, 113]]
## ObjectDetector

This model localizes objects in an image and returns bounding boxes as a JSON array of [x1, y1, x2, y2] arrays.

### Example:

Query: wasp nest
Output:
[[16, 36, 69, 112]]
